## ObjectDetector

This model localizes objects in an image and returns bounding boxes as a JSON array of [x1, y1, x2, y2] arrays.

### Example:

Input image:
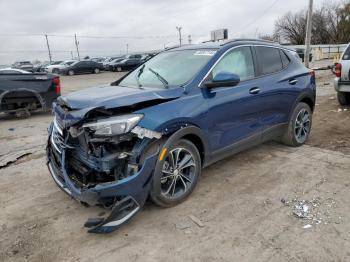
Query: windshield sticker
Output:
[[194, 50, 216, 56]]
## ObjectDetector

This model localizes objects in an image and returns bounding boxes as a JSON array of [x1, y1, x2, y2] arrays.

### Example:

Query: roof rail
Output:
[[220, 38, 277, 46], [163, 44, 190, 51]]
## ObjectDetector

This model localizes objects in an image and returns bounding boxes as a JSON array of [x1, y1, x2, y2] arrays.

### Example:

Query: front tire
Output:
[[94, 68, 100, 74], [116, 66, 122, 72], [282, 102, 312, 147], [150, 139, 201, 207], [337, 91, 350, 105], [68, 70, 75, 76]]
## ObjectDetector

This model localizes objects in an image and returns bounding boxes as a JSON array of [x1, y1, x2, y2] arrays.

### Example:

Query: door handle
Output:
[[249, 87, 260, 94], [289, 79, 298, 85]]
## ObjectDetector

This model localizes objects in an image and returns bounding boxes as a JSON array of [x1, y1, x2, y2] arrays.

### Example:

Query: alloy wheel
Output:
[[160, 147, 197, 199], [294, 108, 310, 143]]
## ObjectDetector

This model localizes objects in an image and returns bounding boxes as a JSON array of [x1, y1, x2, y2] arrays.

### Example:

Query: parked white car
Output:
[[334, 43, 350, 105], [45, 60, 77, 73]]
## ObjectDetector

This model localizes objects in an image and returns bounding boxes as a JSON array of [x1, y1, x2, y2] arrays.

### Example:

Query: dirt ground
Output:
[[0, 62, 350, 262]]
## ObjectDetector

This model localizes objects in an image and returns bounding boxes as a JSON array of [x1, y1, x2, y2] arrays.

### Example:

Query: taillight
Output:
[[52, 77, 61, 95], [335, 63, 342, 78], [309, 70, 316, 85], [309, 70, 315, 78]]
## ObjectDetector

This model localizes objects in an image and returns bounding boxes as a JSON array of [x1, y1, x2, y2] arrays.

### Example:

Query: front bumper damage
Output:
[[46, 119, 160, 233]]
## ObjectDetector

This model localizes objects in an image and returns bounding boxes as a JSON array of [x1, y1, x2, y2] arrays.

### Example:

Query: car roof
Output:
[[168, 39, 295, 52], [0, 68, 30, 73]]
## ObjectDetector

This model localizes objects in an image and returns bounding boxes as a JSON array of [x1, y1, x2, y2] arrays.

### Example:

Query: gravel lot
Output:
[[1, 62, 350, 262]]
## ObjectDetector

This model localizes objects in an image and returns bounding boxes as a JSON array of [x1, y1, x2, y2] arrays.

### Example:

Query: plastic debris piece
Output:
[[303, 224, 312, 229], [189, 215, 204, 228]]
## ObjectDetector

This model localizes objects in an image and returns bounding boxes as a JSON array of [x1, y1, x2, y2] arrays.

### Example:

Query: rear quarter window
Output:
[[256, 46, 283, 75], [342, 45, 350, 60], [280, 50, 290, 68]]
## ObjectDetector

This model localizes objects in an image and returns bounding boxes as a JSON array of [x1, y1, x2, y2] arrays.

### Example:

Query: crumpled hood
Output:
[[58, 84, 183, 110], [54, 84, 183, 128]]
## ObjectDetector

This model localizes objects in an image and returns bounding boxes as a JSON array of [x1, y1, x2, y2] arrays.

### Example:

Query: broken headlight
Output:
[[83, 114, 143, 136]]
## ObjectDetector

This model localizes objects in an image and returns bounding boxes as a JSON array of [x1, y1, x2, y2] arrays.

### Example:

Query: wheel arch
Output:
[[0, 88, 46, 110], [288, 93, 315, 123], [299, 96, 315, 112], [161, 125, 208, 166]]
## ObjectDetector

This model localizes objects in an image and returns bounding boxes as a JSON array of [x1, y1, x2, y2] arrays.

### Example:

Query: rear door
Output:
[[204, 46, 264, 153], [254, 46, 302, 138]]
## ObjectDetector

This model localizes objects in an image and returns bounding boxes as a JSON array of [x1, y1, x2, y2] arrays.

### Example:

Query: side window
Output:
[[256, 47, 283, 75], [342, 45, 350, 60], [280, 50, 290, 68], [212, 47, 255, 81]]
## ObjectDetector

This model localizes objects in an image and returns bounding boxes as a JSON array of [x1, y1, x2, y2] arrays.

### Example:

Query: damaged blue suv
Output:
[[47, 39, 316, 233]]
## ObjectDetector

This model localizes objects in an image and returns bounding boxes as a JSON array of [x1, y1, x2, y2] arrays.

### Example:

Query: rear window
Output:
[[256, 47, 283, 75], [342, 45, 350, 60]]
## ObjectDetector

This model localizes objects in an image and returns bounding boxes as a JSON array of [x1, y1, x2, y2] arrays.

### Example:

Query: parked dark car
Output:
[[0, 70, 60, 117], [47, 39, 316, 233], [102, 57, 121, 70], [59, 61, 104, 76], [295, 48, 312, 62], [108, 58, 127, 71], [112, 54, 145, 71], [12, 61, 34, 72]]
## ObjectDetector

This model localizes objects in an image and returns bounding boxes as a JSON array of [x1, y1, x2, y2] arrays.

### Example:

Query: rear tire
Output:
[[150, 139, 201, 207], [282, 102, 312, 147], [337, 91, 350, 105], [117, 67, 122, 72], [94, 68, 100, 74]]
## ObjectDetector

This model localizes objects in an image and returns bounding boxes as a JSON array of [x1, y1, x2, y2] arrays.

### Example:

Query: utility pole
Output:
[[176, 26, 182, 45], [74, 34, 80, 61], [188, 35, 192, 45], [45, 34, 52, 63], [304, 0, 313, 68]]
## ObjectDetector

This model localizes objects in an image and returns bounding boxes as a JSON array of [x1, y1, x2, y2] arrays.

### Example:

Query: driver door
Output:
[[204, 46, 264, 154]]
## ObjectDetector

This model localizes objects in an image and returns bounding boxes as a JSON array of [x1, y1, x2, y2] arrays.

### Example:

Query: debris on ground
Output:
[[175, 218, 192, 231], [0, 150, 33, 168], [188, 215, 205, 228], [281, 196, 339, 228]]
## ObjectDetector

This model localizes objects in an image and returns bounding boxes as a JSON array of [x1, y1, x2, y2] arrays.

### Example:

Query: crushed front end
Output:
[[46, 103, 162, 233]]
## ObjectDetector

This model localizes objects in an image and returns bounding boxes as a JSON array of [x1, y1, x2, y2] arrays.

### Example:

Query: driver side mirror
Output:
[[203, 71, 240, 88]]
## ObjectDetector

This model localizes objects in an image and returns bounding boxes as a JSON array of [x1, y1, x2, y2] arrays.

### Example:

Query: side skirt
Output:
[[204, 123, 287, 168]]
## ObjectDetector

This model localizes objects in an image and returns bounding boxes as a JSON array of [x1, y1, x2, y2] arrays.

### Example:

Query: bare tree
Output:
[[274, 1, 350, 44], [274, 11, 307, 44]]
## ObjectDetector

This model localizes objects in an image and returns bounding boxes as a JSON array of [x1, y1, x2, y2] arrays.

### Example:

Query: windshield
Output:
[[112, 58, 123, 63], [119, 49, 217, 88], [70, 61, 79, 66], [65, 61, 75, 65]]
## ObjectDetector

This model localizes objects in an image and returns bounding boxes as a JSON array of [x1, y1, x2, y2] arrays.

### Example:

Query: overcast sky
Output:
[[0, 0, 340, 64]]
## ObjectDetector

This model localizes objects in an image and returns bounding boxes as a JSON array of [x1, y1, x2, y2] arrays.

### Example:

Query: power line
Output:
[[0, 33, 205, 40], [236, 0, 280, 30]]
